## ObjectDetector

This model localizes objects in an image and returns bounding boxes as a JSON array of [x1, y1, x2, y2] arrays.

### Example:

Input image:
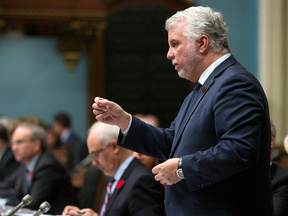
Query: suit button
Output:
[[197, 184, 201, 188]]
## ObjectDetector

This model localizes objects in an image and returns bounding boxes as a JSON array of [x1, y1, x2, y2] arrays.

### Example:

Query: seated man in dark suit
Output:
[[0, 124, 20, 181], [270, 120, 288, 216], [62, 121, 164, 216], [0, 124, 21, 198], [4, 123, 77, 214]]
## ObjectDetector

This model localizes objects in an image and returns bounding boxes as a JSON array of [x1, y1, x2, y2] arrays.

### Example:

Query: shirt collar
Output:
[[198, 53, 231, 85], [26, 153, 40, 173], [113, 155, 135, 182], [60, 129, 71, 143]]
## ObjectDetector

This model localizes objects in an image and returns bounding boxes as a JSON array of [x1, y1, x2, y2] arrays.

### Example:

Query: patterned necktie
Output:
[[100, 178, 115, 216], [180, 82, 202, 128], [181, 82, 202, 121], [23, 169, 33, 195], [191, 82, 202, 103]]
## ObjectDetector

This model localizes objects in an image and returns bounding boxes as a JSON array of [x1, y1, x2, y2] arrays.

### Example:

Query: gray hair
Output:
[[88, 121, 120, 147], [165, 6, 231, 53], [17, 123, 47, 151], [270, 120, 276, 137]]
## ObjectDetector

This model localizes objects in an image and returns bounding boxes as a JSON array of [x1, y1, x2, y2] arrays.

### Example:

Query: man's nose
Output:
[[167, 49, 174, 60], [92, 159, 98, 166]]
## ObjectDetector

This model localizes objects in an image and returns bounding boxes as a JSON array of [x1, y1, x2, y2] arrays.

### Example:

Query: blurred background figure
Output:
[[0, 116, 48, 198], [0, 117, 22, 198], [46, 126, 60, 150], [52, 112, 88, 171], [133, 114, 160, 169], [5, 122, 77, 214], [52, 112, 80, 150], [0, 119, 20, 181], [270, 120, 288, 216]]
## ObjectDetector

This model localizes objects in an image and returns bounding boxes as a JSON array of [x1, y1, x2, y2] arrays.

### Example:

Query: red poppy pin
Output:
[[201, 86, 207, 93], [116, 180, 124, 189]]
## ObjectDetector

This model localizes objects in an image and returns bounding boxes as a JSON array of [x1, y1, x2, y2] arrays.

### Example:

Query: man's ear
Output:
[[34, 139, 42, 152], [111, 140, 120, 154], [198, 35, 209, 54], [271, 133, 275, 149]]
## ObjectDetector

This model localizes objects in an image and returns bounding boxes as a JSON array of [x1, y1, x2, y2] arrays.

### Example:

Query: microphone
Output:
[[32, 201, 51, 216], [6, 194, 33, 216], [70, 154, 92, 175]]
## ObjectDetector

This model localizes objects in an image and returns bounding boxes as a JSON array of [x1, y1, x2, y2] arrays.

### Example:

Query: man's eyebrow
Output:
[[169, 39, 179, 44]]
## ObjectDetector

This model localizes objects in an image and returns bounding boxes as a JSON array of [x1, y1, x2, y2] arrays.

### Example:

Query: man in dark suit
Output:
[[5, 123, 77, 214], [270, 120, 288, 216], [0, 124, 20, 181], [62, 121, 164, 216], [53, 112, 88, 170], [0, 124, 21, 198], [92, 6, 274, 216]]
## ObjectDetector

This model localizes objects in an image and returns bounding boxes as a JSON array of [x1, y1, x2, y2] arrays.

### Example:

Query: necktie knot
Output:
[[109, 178, 115, 184], [191, 82, 202, 102], [194, 82, 202, 92]]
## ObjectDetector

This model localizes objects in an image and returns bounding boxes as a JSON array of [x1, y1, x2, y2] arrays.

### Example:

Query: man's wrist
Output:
[[176, 157, 185, 179], [121, 114, 132, 134]]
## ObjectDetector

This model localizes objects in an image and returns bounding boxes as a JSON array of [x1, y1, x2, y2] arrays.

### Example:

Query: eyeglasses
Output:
[[10, 139, 32, 146], [90, 147, 105, 161]]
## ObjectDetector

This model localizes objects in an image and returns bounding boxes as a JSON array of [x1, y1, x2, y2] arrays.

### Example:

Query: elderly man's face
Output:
[[87, 133, 115, 177], [11, 126, 40, 165], [166, 21, 202, 82]]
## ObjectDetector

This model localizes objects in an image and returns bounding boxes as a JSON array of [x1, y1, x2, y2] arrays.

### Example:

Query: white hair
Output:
[[88, 121, 120, 147], [165, 6, 231, 53]]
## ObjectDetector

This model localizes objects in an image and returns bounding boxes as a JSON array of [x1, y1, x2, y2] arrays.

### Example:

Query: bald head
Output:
[[87, 121, 132, 177]]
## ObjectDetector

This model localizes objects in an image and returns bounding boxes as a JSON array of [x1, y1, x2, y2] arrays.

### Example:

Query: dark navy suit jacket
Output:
[[0, 147, 20, 181], [118, 55, 274, 216]]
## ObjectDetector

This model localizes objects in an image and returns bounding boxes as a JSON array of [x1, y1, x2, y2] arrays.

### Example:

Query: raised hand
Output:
[[92, 97, 131, 131]]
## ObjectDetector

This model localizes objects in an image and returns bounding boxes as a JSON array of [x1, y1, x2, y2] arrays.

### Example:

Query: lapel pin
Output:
[[116, 180, 124, 189], [201, 86, 206, 93]]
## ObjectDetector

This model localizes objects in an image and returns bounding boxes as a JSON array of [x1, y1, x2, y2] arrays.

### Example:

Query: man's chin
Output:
[[178, 70, 187, 79]]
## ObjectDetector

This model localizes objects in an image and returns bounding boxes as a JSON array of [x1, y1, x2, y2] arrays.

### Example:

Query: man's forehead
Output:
[[87, 134, 104, 150], [12, 126, 31, 137], [168, 24, 186, 38]]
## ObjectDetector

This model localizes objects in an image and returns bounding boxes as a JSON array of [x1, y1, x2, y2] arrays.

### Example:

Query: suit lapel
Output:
[[104, 158, 139, 215], [169, 55, 238, 158], [170, 80, 213, 157], [29, 152, 44, 192]]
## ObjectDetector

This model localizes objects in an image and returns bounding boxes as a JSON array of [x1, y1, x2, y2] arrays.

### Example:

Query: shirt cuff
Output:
[[121, 114, 132, 137]]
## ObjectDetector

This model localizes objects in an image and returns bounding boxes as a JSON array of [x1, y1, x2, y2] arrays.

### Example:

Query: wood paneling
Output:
[[0, 0, 194, 127]]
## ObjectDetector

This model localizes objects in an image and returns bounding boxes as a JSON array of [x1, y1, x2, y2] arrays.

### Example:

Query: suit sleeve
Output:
[[118, 115, 176, 160]]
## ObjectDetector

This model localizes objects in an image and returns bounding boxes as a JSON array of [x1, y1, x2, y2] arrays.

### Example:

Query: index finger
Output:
[[152, 164, 161, 174]]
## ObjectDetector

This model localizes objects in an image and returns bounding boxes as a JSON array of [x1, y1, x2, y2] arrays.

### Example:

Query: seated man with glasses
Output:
[[4, 123, 77, 214], [62, 121, 164, 216]]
